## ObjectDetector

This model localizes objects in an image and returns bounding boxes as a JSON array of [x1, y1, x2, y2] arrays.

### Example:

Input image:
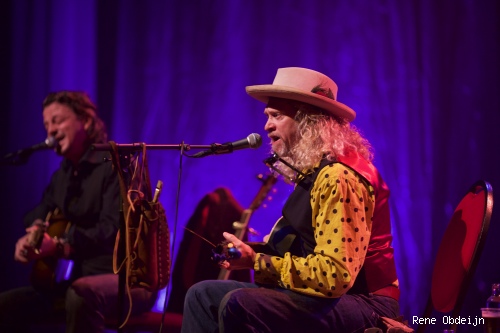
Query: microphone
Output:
[[27, 136, 58, 151], [2, 136, 57, 165], [192, 133, 262, 158], [221, 133, 262, 153]]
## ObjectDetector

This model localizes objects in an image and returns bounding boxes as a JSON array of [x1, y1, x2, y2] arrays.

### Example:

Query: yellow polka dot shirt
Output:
[[254, 163, 375, 298]]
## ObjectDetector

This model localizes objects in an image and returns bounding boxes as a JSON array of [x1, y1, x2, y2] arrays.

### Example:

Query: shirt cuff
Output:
[[253, 253, 282, 286]]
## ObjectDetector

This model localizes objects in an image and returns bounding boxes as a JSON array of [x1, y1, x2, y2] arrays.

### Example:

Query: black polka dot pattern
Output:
[[253, 163, 374, 299], [308, 164, 374, 297]]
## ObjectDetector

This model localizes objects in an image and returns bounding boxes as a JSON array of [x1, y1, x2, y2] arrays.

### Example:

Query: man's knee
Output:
[[68, 277, 95, 298], [65, 284, 86, 313], [66, 276, 104, 309], [185, 280, 218, 302], [220, 288, 253, 317]]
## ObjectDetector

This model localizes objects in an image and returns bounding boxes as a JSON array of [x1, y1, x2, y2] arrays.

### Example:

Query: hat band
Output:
[[311, 85, 335, 100]]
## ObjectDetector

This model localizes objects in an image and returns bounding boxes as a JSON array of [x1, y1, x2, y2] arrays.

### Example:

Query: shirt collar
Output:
[[62, 146, 109, 171]]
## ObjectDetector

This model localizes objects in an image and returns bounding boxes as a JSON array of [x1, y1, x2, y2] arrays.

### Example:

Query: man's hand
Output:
[[14, 233, 33, 263], [14, 229, 57, 263], [218, 232, 256, 270]]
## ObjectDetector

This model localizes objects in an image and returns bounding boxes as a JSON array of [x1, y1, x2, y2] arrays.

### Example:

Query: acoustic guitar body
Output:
[[30, 214, 70, 291]]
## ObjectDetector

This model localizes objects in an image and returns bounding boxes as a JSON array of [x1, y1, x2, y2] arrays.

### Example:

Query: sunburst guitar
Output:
[[217, 173, 277, 280], [28, 209, 71, 291]]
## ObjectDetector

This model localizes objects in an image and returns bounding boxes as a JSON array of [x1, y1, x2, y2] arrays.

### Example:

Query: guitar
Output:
[[217, 173, 277, 280], [28, 209, 72, 291]]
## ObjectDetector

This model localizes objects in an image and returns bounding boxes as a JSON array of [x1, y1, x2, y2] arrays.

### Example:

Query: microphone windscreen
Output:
[[45, 136, 57, 148], [248, 133, 262, 149]]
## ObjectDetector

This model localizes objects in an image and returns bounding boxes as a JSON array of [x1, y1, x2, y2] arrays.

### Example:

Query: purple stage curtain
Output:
[[1, 1, 499, 330]]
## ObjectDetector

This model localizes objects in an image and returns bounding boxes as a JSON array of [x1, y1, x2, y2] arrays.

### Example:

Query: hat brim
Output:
[[246, 84, 356, 122]]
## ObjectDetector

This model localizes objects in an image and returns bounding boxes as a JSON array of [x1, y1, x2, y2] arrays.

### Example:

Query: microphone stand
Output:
[[91, 142, 213, 152], [2, 148, 37, 166], [189, 143, 234, 158], [91, 141, 224, 333], [2, 137, 56, 166]]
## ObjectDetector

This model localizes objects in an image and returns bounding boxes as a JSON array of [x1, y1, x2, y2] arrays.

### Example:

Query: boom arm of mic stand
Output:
[[91, 142, 197, 152], [2, 149, 35, 166]]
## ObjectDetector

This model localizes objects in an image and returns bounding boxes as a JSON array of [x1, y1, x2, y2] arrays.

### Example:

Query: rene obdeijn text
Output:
[[412, 316, 484, 327]]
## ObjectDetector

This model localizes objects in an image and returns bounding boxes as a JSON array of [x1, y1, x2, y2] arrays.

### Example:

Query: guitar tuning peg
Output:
[[232, 221, 245, 230], [248, 227, 260, 236]]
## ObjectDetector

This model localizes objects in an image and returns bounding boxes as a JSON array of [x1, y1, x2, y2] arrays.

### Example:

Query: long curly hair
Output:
[[274, 103, 373, 181], [42, 91, 108, 144]]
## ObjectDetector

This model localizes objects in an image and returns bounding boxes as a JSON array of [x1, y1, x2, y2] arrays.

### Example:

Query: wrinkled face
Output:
[[43, 102, 90, 162], [263, 98, 299, 157]]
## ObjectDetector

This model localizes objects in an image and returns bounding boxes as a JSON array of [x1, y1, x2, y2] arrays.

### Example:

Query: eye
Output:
[[264, 109, 283, 120], [270, 111, 281, 119], [53, 115, 70, 125]]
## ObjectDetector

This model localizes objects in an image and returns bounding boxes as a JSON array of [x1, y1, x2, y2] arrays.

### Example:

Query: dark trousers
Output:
[[181, 280, 399, 333], [0, 273, 156, 333]]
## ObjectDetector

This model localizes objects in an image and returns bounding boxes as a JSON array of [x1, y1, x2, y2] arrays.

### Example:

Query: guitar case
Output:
[[166, 187, 251, 314]]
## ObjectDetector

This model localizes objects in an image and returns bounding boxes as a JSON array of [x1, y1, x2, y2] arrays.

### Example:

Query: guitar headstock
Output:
[[248, 173, 278, 211]]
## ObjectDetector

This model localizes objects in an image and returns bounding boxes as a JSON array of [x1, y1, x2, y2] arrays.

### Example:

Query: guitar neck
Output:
[[217, 209, 253, 280], [217, 173, 277, 281], [232, 209, 252, 240]]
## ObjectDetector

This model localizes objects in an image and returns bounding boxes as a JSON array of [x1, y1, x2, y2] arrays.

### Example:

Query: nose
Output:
[[264, 118, 275, 132], [46, 123, 58, 138]]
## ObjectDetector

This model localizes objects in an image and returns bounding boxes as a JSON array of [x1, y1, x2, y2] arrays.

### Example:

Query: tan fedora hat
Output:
[[246, 67, 356, 122]]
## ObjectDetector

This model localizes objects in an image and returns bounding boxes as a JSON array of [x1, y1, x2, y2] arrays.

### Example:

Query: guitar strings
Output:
[[182, 226, 217, 248]]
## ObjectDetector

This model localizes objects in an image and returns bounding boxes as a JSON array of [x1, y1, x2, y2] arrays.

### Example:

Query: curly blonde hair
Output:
[[274, 103, 373, 181]]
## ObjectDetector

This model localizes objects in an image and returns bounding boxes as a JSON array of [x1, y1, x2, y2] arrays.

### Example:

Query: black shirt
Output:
[[24, 148, 120, 278]]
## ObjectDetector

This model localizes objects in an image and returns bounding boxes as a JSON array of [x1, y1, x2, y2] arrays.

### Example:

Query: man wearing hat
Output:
[[181, 67, 400, 332]]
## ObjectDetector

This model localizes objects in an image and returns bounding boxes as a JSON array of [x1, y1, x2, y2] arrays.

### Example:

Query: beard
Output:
[[271, 137, 297, 159], [272, 142, 287, 157]]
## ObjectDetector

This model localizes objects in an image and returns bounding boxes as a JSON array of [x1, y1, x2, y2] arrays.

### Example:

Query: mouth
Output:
[[268, 135, 280, 143], [53, 136, 64, 151]]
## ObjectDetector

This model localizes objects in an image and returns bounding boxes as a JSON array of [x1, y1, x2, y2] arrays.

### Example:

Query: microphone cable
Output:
[[158, 141, 185, 333]]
